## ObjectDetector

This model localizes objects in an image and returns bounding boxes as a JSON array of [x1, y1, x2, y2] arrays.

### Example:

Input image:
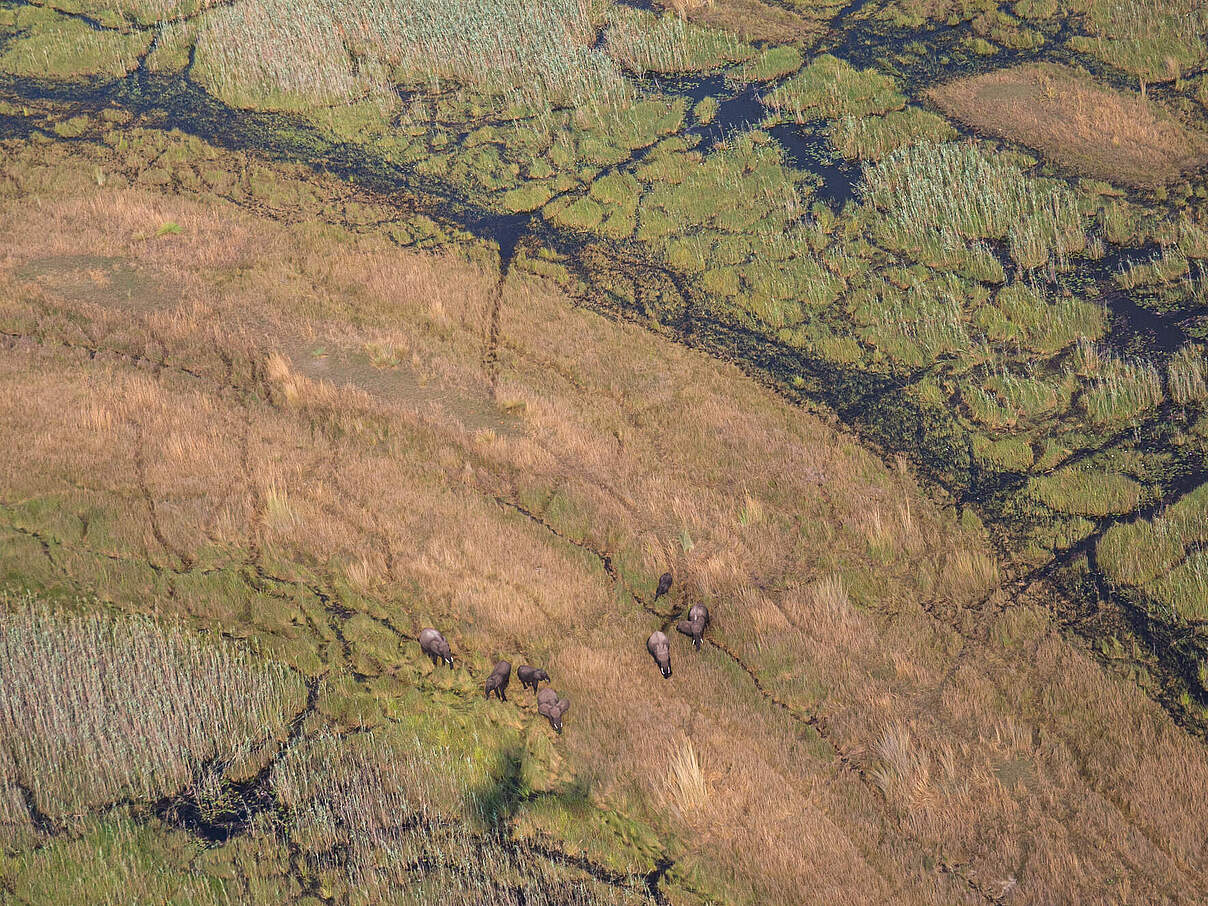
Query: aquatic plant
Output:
[[765, 54, 905, 121], [0, 598, 304, 821], [604, 6, 750, 75], [195, 0, 628, 114], [1099, 483, 1208, 619], [1080, 349, 1165, 424], [862, 141, 1086, 271], [828, 107, 956, 161], [1071, 0, 1208, 81]]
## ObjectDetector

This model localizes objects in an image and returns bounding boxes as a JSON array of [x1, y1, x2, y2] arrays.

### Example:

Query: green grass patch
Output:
[[742, 44, 803, 82], [0, 11, 150, 79], [1, 815, 230, 906], [1026, 469, 1145, 517], [828, 106, 957, 160], [766, 54, 905, 121]]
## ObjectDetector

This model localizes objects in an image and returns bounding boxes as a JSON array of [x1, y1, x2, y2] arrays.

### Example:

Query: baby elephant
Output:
[[484, 660, 511, 700], [676, 603, 710, 651], [654, 571, 673, 600], [647, 630, 672, 679], [418, 628, 454, 668], [517, 665, 550, 694], [537, 687, 570, 733]]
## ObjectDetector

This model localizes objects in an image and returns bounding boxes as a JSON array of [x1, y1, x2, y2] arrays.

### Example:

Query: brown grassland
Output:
[[929, 63, 1208, 186], [3, 129, 1208, 903]]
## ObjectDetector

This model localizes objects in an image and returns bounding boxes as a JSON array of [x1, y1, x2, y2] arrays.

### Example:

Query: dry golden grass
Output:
[[929, 63, 1208, 186], [3, 131, 1208, 903]]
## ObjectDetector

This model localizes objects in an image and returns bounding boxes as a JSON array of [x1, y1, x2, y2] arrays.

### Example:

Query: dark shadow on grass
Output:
[[468, 745, 527, 834]]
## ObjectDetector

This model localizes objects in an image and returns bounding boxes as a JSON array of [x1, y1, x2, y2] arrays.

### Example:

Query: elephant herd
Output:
[[417, 571, 710, 734]]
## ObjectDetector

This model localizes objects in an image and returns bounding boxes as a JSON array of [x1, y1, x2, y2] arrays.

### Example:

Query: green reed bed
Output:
[[1070, 0, 1208, 82], [1078, 347, 1165, 425], [1026, 468, 1147, 517], [604, 6, 752, 76], [740, 45, 803, 83], [765, 54, 905, 121], [828, 107, 956, 161], [1116, 248, 1192, 291], [1169, 344, 1208, 406], [29, 0, 219, 27], [975, 282, 1105, 356], [3, 814, 233, 906], [849, 270, 971, 368], [0, 8, 150, 79], [1099, 482, 1208, 620], [0, 597, 305, 824], [862, 141, 1086, 271], [195, 0, 628, 114]]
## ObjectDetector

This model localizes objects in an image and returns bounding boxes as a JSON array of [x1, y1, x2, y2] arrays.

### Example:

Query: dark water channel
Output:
[[640, 71, 861, 210]]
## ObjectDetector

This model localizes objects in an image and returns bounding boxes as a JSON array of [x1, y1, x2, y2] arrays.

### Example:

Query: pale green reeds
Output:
[[828, 107, 956, 161], [0, 597, 304, 822], [855, 272, 971, 367], [862, 141, 1086, 271], [1115, 247, 1191, 291], [1072, 0, 1208, 81], [195, 0, 628, 114], [1079, 346, 1165, 424], [5, 815, 232, 906], [604, 7, 750, 76], [1168, 343, 1208, 406], [978, 281, 1106, 355], [1099, 482, 1208, 619], [765, 53, 905, 121], [1026, 469, 1144, 517], [0, 16, 150, 79]]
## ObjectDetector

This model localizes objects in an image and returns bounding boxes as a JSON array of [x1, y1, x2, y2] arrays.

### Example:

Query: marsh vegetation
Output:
[[3, 0, 1208, 901]]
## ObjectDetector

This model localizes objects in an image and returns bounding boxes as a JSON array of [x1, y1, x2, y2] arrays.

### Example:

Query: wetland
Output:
[[3, 0, 1208, 902]]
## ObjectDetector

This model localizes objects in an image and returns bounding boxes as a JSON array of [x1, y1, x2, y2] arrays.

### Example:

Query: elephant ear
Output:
[[676, 620, 694, 637], [558, 698, 570, 716]]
